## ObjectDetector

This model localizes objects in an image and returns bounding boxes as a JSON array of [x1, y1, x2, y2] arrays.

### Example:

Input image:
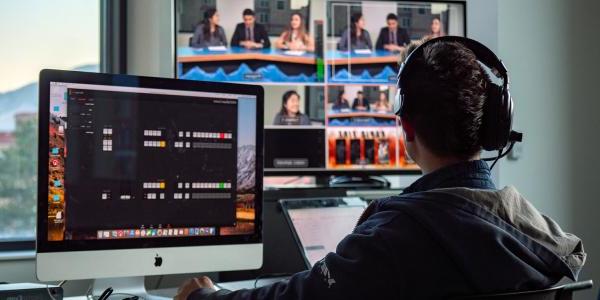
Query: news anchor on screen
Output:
[[190, 8, 228, 48], [275, 13, 315, 52], [373, 91, 392, 113], [352, 91, 369, 111], [273, 90, 311, 125], [337, 12, 373, 51], [332, 90, 351, 111], [375, 13, 410, 52], [425, 16, 445, 39], [230, 9, 271, 49]]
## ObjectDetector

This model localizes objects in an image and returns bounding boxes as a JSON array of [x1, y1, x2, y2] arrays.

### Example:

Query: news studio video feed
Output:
[[326, 85, 416, 170], [327, 1, 465, 84], [176, 0, 323, 83], [176, 0, 464, 173]]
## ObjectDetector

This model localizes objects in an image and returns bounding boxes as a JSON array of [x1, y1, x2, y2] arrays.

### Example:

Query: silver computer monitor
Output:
[[36, 70, 263, 295]]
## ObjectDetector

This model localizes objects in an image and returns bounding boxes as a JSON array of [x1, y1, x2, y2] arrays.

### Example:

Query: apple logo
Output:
[[154, 254, 163, 267]]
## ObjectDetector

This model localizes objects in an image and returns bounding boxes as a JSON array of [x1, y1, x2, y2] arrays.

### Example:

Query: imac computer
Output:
[[36, 69, 264, 297]]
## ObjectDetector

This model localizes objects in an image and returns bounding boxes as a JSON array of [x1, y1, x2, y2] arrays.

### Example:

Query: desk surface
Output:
[[64, 277, 288, 300], [326, 50, 400, 64], [178, 47, 316, 64]]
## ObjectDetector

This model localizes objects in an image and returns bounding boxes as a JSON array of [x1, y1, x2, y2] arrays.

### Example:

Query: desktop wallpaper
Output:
[[47, 85, 259, 241]]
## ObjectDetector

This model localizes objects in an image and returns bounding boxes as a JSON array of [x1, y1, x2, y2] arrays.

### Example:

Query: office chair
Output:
[[453, 280, 593, 300]]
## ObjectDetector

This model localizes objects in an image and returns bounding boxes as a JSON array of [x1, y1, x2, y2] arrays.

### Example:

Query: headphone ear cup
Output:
[[480, 84, 504, 151], [394, 89, 402, 116]]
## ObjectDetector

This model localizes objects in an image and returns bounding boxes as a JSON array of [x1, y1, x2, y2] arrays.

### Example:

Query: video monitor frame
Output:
[[174, 0, 466, 176]]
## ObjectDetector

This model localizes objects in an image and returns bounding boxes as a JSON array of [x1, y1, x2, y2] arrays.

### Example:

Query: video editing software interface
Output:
[[47, 82, 258, 241], [175, 0, 465, 173]]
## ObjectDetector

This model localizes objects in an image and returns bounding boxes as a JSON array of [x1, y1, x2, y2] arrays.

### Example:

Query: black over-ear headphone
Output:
[[394, 36, 522, 164]]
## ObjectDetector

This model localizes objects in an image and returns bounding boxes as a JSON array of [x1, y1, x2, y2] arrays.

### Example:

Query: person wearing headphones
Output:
[[175, 37, 585, 300], [273, 90, 311, 125]]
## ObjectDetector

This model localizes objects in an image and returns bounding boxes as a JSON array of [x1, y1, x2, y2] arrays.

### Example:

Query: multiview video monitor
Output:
[[37, 69, 264, 280], [174, 0, 466, 175]]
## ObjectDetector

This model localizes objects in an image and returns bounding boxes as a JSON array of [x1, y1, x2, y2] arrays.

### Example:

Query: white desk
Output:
[[65, 277, 288, 300]]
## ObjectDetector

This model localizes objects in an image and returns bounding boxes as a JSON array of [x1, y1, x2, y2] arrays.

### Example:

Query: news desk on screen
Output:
[[326, 49, 400, 84], [177, 46, 318, 83]]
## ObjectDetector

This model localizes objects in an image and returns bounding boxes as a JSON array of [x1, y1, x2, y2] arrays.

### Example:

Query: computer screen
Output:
[[42, 78, 260, 246], [280, 197, 367, 268], [175, 0, 466, 174]]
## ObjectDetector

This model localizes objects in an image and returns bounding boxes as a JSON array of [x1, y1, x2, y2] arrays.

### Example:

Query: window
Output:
[[418, 8, 426, 15], [0, 1, 100, 246], [402, 18, 411, 28], [260, 13, 269, 24], [253, 0, 309, 36]]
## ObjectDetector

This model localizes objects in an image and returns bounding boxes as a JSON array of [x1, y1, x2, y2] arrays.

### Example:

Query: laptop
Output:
[[279, 197, 368, 268]]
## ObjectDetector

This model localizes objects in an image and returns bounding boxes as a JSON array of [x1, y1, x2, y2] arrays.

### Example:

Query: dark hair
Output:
[[400, 41, 490, 159], [336, 90, 347, 105], [386, 13, 398, 21], [430, 16, 445, 36], [284, 12, 308, 43], [357, 91, 363, 94], [202, 8, 218, 41], [243, 8, 255, 16], [280, 90, 300, 115], [350, 12, 364, 45]]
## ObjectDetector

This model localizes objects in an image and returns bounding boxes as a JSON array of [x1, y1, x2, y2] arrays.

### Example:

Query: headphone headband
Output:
[[394, 36, 517, 152]]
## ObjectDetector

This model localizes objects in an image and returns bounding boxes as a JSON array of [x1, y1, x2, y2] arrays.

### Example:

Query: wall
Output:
[[497, 0, 600, 298], [127, 0, 174, 77], [567, 0, 600, 298]]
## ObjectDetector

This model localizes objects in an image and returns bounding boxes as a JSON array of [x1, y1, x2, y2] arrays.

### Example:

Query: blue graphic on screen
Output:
[[329, 66, 397, 84], [181, 64, 317, 83]]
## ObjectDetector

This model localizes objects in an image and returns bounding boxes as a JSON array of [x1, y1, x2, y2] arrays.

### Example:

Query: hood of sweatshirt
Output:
[[375, 185, 586, 292]]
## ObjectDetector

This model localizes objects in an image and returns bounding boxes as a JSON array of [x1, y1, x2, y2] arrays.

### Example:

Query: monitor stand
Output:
[[328, 175, 390, 189], [91, 277, 170, 300]]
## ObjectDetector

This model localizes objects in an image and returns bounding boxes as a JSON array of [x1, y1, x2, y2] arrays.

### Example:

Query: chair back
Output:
[[453, 280, 593, 300]]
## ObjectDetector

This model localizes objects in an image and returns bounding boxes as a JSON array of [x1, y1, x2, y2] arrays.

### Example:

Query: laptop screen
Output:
[[286, 205, 365, 267]]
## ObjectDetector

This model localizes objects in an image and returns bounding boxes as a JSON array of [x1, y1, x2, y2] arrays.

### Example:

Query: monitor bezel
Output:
[[37, 69, 264, 253]]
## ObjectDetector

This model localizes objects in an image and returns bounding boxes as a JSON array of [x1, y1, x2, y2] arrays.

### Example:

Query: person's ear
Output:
[[400, 117, 415, 142]]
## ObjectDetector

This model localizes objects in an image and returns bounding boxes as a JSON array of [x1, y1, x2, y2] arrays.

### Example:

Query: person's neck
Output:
[[286, 111, 297, 117], [415, 145, 480, 175]]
